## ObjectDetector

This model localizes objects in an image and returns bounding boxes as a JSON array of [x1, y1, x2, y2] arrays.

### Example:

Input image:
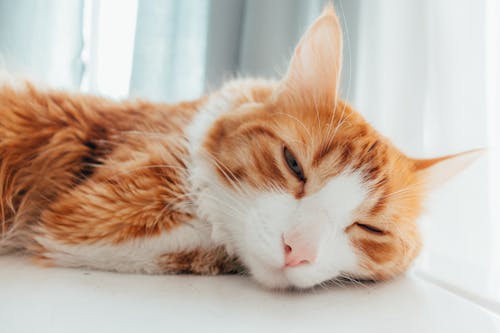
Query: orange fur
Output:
[[203, 88, 425, 279], [0, 83, 202, 259], [0, 5, 477, 284], [158, 246, 242, 275]]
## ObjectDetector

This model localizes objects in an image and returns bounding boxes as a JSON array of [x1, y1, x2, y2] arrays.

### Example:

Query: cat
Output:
[[0, 5, 480, 289]]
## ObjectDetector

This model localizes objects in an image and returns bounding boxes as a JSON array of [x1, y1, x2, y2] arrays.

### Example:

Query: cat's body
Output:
[[0, 6, 478, 289], [0, 79, 244, 275]]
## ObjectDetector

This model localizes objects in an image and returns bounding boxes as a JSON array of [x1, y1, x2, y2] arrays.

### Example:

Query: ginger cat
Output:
[[0, 6, 479, 289]]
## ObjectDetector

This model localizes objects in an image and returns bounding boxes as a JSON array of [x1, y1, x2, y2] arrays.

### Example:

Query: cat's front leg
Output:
[[25, 139, 224, 274], [157, 246, 244, 275]]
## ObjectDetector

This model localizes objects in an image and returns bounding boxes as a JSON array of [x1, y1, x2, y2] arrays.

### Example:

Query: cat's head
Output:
[[190, 5, 480, 289]]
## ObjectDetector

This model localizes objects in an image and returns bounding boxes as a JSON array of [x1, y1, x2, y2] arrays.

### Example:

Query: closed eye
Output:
[[354, 222, 386, 235], [283, 146, 306, 182]]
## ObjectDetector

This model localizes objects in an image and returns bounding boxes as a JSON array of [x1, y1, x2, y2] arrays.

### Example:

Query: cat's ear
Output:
[[413, 149, 484, 190], [277, 4, 343, 104]]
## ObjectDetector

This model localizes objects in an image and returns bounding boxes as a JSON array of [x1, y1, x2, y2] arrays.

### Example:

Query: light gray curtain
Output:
[[0, 0, 359, 103], [129, 0, 209, 102], [204, 0, 360, 97], [130, 0, 358, 102], [129, 0, 328, 101], [0, 0, 83, 89], [204, 0, 323, 88]]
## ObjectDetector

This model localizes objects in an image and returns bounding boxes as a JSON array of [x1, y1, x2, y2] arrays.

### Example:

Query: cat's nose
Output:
[[282, 231, 318, 268]]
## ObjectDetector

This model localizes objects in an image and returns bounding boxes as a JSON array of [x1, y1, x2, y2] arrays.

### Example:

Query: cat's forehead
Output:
[[271, 99, 368, 144], [271, 100, 384, 168]]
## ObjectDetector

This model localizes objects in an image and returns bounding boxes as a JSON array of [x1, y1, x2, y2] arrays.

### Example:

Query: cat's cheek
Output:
[[241, 194, 296, 263], [245, 258, 296, 289], [208, 220, 235, 253]]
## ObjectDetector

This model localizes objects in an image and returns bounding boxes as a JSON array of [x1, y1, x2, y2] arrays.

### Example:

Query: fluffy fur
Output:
[[0, 5, 479, 289]]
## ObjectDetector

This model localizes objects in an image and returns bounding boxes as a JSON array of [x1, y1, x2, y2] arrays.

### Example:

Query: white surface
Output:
[[1, 255, 500, 333]]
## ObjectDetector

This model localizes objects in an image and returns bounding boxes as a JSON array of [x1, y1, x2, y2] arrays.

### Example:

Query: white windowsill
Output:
[[1, 255, 499, 333]]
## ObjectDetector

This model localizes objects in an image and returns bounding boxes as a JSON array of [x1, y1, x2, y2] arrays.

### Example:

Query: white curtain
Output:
[[0, 0, 499, 307], [354, 0, 500, 310]]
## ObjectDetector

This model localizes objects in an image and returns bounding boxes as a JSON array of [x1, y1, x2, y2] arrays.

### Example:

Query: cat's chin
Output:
[[248, 260, 325, 290], [243, 259, 289, 289], [251, 270, 325, 290], [253, 273, 293, 290]]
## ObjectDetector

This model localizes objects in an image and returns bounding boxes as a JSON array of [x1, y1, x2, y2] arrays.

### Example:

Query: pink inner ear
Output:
[[279, 5, 343, 105], [414, 149, 484, 189]]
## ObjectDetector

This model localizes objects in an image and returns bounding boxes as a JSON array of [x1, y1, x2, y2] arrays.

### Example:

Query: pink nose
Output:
[[282, 232, 318, 268]]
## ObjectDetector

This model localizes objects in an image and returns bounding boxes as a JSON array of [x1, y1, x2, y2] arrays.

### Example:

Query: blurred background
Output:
[[0, 0, 499, 311]]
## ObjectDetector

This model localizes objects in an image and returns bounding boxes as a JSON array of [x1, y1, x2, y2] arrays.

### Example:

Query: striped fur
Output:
[[0, 5, 478, 288]]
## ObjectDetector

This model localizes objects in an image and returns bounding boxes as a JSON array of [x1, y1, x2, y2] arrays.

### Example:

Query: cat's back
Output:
[[0, 82, 204, 259], [0, 82, 201, 139]]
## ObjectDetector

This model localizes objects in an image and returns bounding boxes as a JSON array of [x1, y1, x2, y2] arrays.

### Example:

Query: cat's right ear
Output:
[[413, 149, 484, 190], [276, 4, 343, 105]]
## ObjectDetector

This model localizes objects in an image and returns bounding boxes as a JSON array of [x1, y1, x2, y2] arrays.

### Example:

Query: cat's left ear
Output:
[[413, 149, 484, 190], [276, 4, 343, 105]]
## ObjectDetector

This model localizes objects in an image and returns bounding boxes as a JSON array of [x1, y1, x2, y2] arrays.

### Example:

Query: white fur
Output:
[[27, 79, 275, 275], [36, 219, 214, 274], [187, 81, 369, 289], [25, 78, 369, 288]]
